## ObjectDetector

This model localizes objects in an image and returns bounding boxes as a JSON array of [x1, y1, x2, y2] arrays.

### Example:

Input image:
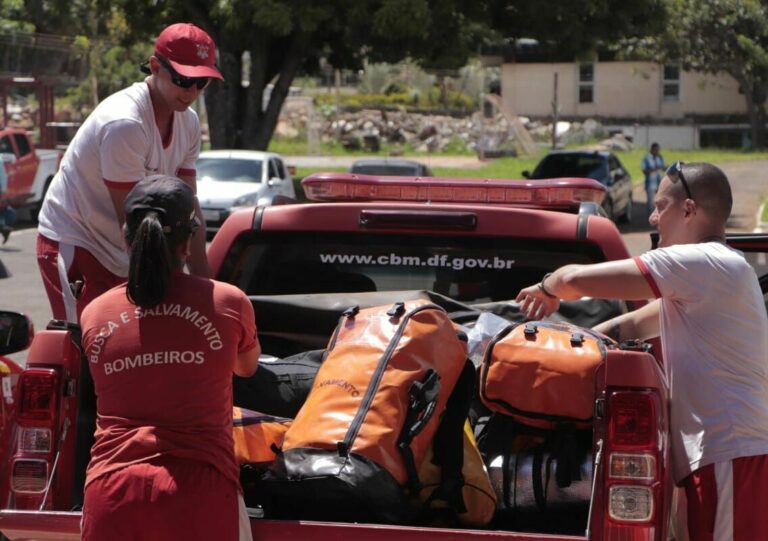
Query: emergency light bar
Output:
[[302, 173, 607, 208]]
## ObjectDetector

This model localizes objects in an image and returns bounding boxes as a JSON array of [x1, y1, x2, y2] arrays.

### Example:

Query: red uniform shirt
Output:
[[80, 272, 257, 488]]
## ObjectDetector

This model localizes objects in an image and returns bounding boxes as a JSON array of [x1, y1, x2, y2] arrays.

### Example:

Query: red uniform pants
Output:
[[683, 454, 768, 541], [82, 457, 241, 541], [36, 234, 123, 323]]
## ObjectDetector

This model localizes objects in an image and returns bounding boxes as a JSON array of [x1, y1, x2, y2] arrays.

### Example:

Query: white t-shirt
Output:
[[38, 81, 201, 277], [636, 242, 768, 483]]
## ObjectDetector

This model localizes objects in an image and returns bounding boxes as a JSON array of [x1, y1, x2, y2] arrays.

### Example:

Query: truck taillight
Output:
[[19, 427, 53, 453], [608, 485, 654, 522], [609, 452, 655, 479], [605, 389, 662, 525], [12, 368, 62, 505], [11, 459, 49, 493], [608, 391, 656, 448], [18, 369, 60, 425]]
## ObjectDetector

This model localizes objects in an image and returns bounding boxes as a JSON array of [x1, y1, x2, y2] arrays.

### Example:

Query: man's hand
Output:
[[515, 283, 560, 320]]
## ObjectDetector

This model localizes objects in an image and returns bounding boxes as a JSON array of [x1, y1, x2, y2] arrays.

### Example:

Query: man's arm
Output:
[[234, 344, 260, 377], [593, 299, 661, 342], [516, 258, 656, 320], [178, 173, 211, 278], [641, 156, 652, 175], [108, 184, 133, 231]]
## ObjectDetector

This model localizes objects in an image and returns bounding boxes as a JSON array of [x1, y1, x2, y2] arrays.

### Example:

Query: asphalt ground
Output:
[[1, 159, 765, 364]]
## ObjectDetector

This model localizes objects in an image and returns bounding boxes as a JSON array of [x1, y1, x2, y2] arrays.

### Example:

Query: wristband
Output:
[[538, 272, 557, 298]]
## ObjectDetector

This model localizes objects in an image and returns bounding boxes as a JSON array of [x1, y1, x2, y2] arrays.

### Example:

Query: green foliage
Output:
[[3, 0, 669, 149], [0, 0, 34, 32]]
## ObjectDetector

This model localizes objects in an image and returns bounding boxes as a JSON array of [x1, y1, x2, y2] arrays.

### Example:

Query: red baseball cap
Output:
[[154, 23, 224, 81]]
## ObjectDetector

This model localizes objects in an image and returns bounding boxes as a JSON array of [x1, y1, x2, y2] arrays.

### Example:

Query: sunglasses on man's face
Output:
[[156, 56, 211, 91], [666, 161, 694, 200]]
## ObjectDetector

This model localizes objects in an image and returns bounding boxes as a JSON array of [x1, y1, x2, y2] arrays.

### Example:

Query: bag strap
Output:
[[426, 359, 475, 514], [398, 369, 442, 492]]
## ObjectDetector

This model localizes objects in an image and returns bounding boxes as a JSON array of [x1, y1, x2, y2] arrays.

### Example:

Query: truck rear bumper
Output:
[[0, 509, 586, 541]]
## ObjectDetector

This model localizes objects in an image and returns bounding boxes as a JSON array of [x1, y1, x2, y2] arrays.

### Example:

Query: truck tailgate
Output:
[[0, 511, 586, 541]]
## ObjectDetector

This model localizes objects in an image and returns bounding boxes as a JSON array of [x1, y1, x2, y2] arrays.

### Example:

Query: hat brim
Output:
[[167, 58, 224, 81]]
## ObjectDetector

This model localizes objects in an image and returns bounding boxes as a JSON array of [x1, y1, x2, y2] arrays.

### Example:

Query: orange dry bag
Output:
[[268, 300, 471, 524], [480, 320, 608, 430], [477, 320, 612, 512], [232, 407, 291, 467]]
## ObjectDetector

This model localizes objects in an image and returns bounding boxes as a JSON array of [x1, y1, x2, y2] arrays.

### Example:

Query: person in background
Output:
[[642, 142, 665, 217], [0, 159, 16, 244], [37, 22, 223, 323], [515, 162, 768, 541], [79, 175, 259, 541]]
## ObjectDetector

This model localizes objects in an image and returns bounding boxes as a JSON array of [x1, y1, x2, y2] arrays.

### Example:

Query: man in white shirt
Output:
[[37, 22, 223, 323], [516, 162, 768, 541]]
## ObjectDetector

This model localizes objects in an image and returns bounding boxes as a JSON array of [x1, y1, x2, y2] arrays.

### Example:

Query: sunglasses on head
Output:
[[666, 161, 693, 200], [156, 56, 211, 90]]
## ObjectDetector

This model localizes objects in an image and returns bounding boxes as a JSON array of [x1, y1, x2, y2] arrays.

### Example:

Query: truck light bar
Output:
[[302, 173, 607, 208]]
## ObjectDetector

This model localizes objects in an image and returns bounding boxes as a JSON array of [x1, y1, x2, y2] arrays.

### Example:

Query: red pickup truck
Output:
[[1, 173, 767, 540], [0, 128, 62, 215]]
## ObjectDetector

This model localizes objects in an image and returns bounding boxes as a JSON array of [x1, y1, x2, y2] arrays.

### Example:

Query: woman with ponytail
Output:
[[79, 175, 259, 540]]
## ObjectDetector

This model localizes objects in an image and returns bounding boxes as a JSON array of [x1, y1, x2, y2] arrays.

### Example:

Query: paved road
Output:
[[1, 160, 765, 363]]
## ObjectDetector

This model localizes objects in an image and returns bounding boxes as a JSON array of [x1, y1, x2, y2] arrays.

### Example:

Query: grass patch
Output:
[[762, 198, 768, 224], [293, 148, 768, 184]]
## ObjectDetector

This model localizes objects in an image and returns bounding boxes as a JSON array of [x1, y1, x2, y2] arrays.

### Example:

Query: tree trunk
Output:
[[249, 31, 307, 150], [242, 36, 268, 149], [740, 76, 766, 150], [205, 48, 243, 149]]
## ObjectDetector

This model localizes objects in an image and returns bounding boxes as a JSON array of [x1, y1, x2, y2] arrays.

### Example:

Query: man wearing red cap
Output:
[[37, 23, 223, 323]]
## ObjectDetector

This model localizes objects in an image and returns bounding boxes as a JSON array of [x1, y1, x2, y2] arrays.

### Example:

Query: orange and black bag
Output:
[[267, 300, 473, 524], [232, 407, 292, 505], [480, 320, 607, 430], [477, 320, 611, 511], [232, 407, 291, 467]]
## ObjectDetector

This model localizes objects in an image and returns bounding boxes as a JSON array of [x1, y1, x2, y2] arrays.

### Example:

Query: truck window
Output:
[[12, 134, 31, 157], [197, 157, 263, 183], [268, 159, 280, 179], [0, 136, 12, 155], [219, 231, 608, 303]]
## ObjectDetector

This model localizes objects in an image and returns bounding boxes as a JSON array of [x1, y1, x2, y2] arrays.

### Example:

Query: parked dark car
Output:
[[350, 158, 433, 177], [523, 150, 633, 222]]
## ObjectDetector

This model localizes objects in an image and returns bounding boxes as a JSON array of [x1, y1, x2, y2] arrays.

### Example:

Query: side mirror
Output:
[[522, 170, 531, 179], [0, 311, 33, 355], [613, 170, 625, 181], [267, 178, 281, 187]]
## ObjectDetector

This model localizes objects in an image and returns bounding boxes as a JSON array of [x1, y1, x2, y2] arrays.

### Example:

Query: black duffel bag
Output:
[[233, 349, 326, 418]]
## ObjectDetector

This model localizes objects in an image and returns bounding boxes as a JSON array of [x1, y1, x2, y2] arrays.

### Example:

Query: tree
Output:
[[651, 0, 768, 148], [5, 0, 668, 149], [119, 0, 665, 150]]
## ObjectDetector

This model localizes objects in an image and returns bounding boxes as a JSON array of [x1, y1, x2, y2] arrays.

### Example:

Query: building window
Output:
[[662, 64, 680, 102], [578, 63, 594, 103]]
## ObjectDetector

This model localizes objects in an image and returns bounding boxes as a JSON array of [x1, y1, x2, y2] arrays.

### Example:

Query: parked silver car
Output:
[[196, 150, 296, 233]]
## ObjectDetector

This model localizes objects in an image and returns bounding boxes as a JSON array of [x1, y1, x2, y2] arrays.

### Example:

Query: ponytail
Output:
[[125, 211, 175, 308]]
